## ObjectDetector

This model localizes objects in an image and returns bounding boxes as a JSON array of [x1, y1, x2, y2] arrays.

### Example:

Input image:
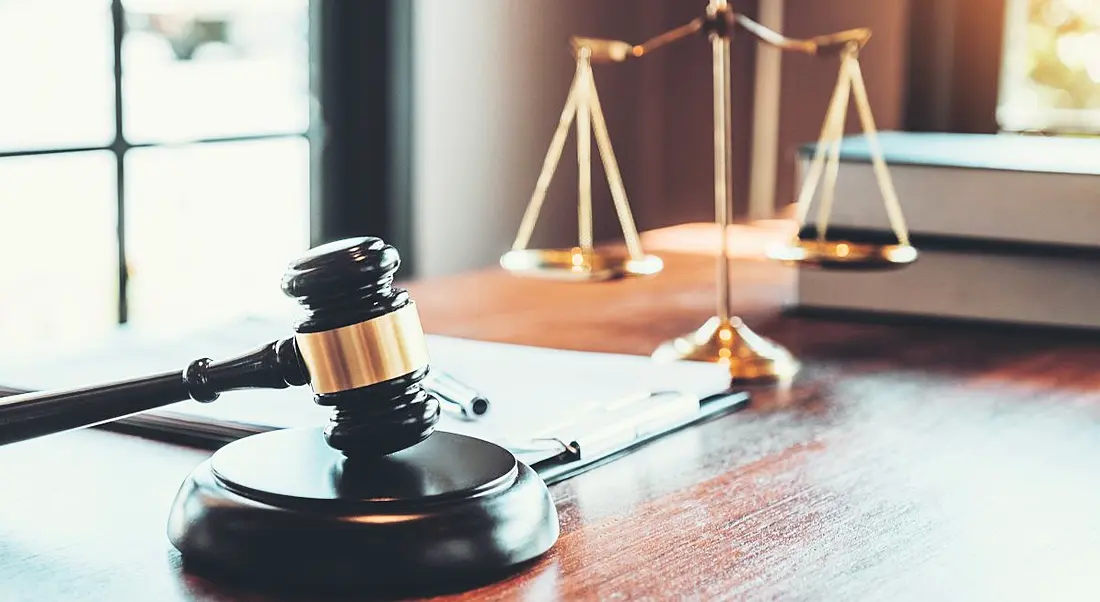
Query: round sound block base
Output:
[[167, 428, 559, 593]]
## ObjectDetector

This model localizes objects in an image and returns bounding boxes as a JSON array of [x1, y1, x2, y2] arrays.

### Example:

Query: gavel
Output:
[[0, 236, 558, 593], [0, 237, 437, 455]]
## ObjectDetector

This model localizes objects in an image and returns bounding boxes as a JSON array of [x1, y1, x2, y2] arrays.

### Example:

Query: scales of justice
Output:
[[502, 0, 918, 383]]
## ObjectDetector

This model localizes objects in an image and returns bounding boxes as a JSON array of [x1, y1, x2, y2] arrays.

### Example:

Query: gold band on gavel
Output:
[[295, 303, 430, 395]]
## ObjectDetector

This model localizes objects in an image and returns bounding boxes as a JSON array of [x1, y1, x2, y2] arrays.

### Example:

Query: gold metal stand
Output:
[[765, 44, 918, 270], [501, 42, 662, 282], [502, 3, 900, 380], [651, 0, 797, 383]]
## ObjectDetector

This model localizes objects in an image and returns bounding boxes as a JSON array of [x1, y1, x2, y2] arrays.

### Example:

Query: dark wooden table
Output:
[[3, 232, 1100, 601]]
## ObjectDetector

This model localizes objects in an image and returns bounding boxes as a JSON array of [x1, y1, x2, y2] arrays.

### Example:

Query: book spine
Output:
[[794, 248, 1100, 330], [796, 156, 1100, 249]]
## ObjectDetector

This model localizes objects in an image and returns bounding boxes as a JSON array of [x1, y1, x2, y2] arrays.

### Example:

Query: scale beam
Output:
[[606, 7, 872, 60]]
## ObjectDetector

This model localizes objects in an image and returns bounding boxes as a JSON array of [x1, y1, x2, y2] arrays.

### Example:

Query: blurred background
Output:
[[0, 0, 1096, 351]]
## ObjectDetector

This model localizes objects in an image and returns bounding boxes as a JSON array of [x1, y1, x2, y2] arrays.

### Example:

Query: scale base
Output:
[[767, 239, 918, 271], [500, 247, 663, 282], [167, 428, 558, 595], [652, 316, 799, 383]]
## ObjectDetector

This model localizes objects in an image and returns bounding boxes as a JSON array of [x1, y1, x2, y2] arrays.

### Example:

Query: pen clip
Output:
[[499, 436, 579, 462], [521, 390, 700, 461], [425, 370, 491, 420]]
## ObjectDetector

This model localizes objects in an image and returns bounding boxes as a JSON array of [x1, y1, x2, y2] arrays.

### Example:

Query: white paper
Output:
[[0, 317, 734, 465]]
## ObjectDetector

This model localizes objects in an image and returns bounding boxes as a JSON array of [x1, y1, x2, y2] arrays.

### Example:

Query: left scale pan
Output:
[[502, 38, 663, 282], [501, 247, 663, 282]]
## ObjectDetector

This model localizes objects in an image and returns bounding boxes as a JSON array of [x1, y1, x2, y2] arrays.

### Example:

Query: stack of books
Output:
[[789, 131, 1100, 330]]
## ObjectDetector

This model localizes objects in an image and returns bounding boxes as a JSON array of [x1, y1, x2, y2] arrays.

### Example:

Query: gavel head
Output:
[[280, 236, 440, 457]]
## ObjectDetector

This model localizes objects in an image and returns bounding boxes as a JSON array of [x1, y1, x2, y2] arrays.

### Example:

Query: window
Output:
[[998, 0, 1100, 133], [0, 0, 313, 352]]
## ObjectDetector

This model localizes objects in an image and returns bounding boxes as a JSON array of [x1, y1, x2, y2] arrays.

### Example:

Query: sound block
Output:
[[167, 428, 559, 592]]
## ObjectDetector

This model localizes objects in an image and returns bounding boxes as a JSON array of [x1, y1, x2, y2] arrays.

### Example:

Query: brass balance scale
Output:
[[501, 0, 918, 382]]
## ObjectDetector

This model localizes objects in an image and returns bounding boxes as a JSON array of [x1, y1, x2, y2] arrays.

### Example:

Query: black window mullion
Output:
[[0, 146, 112, 160], [111, 0, 129, 325], [312, 0, 415, 271]]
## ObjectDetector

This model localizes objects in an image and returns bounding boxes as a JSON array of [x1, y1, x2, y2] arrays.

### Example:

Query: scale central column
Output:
[[712, 0, 734, 323], [651, 0, 798, 384]]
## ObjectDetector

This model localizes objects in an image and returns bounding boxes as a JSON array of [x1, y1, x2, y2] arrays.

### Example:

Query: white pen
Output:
[[424, 370, 490, 420]]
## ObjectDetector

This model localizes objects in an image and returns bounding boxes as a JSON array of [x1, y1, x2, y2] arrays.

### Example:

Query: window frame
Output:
[[0, 0, 415, 327]]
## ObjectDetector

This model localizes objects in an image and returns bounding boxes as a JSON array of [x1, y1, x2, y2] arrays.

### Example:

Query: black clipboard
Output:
[[531, 389, 749, 484]]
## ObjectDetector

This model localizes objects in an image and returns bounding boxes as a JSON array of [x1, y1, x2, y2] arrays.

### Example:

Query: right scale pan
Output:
[[767, 42, 918, 272], [768, 239, 917, 271]]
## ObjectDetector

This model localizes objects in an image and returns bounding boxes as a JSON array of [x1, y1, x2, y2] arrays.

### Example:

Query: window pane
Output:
[[0, 0, 115, 151], [998, 0, 1100, 132], [0, 153, 118, 353], [122, 0, 311, 143], [125, 138, 310, 335]]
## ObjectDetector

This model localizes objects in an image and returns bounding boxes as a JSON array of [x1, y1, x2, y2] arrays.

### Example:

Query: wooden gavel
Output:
[[0, 236, 441, 458]]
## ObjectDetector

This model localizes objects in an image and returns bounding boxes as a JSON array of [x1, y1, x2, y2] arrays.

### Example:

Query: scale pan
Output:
[[499, 248, 663, 282], [766, 239, 917, 271]]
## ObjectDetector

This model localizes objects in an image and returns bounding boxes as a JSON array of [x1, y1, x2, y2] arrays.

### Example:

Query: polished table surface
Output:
[[3, 229, 1100, 601]]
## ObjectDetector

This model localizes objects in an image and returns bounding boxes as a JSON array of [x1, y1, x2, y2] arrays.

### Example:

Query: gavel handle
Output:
[[0, 338, 308, 446]]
